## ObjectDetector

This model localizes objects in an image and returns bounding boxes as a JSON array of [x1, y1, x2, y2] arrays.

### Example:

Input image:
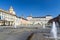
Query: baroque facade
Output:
[[0, 6, 20, 26], [0, 6, 53, 26]]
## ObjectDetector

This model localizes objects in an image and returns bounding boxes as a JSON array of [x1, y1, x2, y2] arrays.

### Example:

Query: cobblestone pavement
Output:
[[0, 27, 59, 40], [0, 28, 33, 40]]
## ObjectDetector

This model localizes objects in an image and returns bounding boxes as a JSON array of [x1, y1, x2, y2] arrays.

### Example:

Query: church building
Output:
[[0, 6, 20, 26]]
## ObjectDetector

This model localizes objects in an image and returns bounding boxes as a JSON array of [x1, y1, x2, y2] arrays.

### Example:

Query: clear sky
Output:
[[0, 0, 60, 17]]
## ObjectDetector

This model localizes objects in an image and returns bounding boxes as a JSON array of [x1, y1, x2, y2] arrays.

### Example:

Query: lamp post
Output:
[[43, 18, 46, 29], [14, 17, 16, 28]]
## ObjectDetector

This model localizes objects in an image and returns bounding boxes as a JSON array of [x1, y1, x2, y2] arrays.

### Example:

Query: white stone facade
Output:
[[26, 15, 53, 26], [0, 6, 53, 27], [0, 6, 20, 26]]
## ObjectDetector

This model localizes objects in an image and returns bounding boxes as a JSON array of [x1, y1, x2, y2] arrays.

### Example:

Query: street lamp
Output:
[[14, 17, 16, 28]]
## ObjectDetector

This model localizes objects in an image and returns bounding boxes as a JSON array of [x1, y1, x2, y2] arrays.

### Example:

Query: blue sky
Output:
[[0, 0, 60, 17]]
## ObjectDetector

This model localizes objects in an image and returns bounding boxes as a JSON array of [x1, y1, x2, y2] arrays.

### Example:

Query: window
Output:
[[0, 16, 1, 19]]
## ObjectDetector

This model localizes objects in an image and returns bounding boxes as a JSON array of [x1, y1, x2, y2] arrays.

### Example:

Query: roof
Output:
[[21, 18, 28, 21], [16, 16, 21, 18], [32, 16, 46, 18]]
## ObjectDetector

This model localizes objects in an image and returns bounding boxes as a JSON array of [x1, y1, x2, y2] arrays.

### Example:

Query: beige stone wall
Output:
[[20, 18, 31, 25]]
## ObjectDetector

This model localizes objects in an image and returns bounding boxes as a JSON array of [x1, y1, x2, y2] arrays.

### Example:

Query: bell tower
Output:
[[9, 6, 16, 15]]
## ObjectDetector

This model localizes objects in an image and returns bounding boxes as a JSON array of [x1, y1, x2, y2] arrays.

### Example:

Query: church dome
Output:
[[12, 11, 15, 15], [9, 6, 16, 15]]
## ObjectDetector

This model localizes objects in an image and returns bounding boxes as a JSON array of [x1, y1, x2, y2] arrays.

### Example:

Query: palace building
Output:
[[26, 15, 52, 26], [0, 6, 53, 26], [0, 6, 20, 26]]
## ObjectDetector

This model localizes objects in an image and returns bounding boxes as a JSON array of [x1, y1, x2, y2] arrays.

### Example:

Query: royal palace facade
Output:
[[0, 6, 53, 26]]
